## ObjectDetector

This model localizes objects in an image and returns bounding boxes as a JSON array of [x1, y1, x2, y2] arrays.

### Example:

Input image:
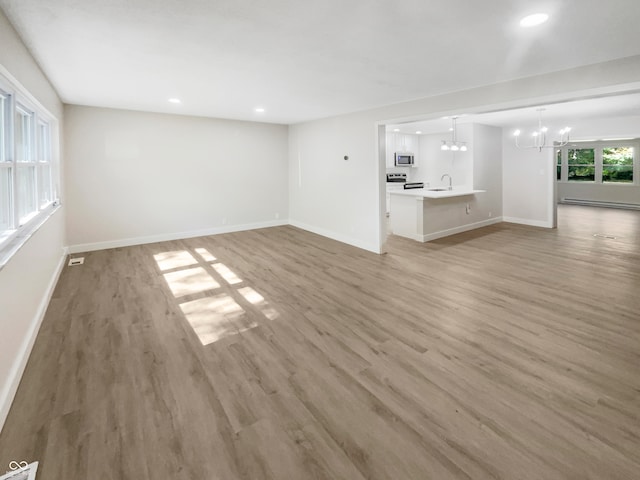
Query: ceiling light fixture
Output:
[[513, 108, 571, 151], [168, 98, 181, 104], [520, 13, 549, 27], [440, 116, 467, 152], [416, 130, 422, 134], [393, 128, 400, 132], [254, 107, 265, 113]]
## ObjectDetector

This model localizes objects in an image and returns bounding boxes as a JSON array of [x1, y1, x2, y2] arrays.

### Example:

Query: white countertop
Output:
[[389, 188, 486, 199]]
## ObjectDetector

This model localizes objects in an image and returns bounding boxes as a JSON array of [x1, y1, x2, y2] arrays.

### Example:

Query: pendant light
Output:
[[441, 116, 467, 152], [514, 108, 571, 151]]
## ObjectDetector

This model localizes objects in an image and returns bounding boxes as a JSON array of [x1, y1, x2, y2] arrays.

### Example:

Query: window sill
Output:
[[0, 202, 61, 272], [557, 181, 637, 186]]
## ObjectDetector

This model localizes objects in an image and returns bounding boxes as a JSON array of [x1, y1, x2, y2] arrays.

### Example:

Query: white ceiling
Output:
[[2, 0, 640, 124], [387, 93, 640, 135]]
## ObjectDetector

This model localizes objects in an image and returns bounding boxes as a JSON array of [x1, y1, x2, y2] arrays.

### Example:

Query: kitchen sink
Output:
[[427, 188, 449, 191]]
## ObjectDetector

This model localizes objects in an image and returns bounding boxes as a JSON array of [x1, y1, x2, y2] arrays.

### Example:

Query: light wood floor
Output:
[[1, 205, 639, 479]]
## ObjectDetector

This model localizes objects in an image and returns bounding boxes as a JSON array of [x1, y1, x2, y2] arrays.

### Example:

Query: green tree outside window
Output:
[[602, 147, 633, 183], [568, 148, 595, 181]]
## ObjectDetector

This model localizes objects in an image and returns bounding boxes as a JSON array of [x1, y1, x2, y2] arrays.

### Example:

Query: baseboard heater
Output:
[[560, 198, 640, 211]]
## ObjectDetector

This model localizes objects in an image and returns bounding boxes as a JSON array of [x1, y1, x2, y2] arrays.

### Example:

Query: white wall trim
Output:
[[0, 63, 57, 122], [67, 220, 289, 254], [0, 246, 68, 432], [289, 220, 381, 254], [503, 216, 554, 228], [418, 217, 503, 242]]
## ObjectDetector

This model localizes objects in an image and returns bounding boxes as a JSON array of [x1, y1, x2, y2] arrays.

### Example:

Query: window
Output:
[[0, 91, 8, 163], [557, 141, 637, 185], [15, 104, 34, 162], [0, 70, 58, 258], [602, 147, 633, 183], [0, 168, 11, 234], [568, 148, 595, 182], [15, 104, 38, 223], [0, 89, 11, 236], [38, 121, 52, 207]]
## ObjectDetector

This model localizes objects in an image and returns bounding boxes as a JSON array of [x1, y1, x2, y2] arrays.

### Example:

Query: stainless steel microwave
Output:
[[394, 152, 414, 166]]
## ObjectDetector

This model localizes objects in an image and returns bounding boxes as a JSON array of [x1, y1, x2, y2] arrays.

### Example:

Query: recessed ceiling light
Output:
[[520, 13, 549, 27], [168, 98, 181, 104], [255, 107, 265, 113], [393, 128, 400, 132], [415, 131, 422, 134]]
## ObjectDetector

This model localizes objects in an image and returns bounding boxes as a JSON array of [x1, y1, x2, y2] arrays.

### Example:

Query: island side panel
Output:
[[389, 194, 424, 241], [421, 194, 498, 241]]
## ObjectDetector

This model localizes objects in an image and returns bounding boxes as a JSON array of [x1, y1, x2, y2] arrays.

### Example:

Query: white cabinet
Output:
[[396, 133, 419, 154], [384, 133, 395, 167], [386, 132, 419, 168], [386, 133, 396, 168], [405, 135, 419, 155], [386, 184, 405, 214]]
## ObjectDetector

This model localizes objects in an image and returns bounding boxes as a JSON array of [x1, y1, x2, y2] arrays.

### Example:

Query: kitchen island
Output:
[[389, 187, 489, 242]]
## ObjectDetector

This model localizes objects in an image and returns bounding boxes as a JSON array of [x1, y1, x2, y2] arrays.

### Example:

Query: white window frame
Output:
[[0, 65, 60, 269], [556, 139, 639, 185]]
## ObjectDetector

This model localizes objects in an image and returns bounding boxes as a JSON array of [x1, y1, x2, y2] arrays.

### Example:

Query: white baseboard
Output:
[[418, 217, 503, 242], [503, 216, 554, 228], [0, 246, 68, 432], [289, 220, 381, 254], [67, 220, 289, 254]]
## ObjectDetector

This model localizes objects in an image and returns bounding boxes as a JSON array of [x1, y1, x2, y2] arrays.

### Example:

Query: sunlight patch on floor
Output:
[[154, 250, 198, 271], [195, 247, 216, 262], [238, 286, 279, 320], [155, 247, 279, 346], [212, 263, 243, 285], [163, 267, 221, 298], [180, 294, 246, 345]]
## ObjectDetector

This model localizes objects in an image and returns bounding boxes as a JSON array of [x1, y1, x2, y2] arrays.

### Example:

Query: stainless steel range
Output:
[[386, 173, 407, 184]]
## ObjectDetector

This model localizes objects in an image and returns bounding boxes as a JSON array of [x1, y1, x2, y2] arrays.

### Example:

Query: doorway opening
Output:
[[377, 92, 640, 251]]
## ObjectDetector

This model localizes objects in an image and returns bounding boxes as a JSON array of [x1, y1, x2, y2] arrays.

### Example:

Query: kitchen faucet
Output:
[[441, 173, 452, 190]]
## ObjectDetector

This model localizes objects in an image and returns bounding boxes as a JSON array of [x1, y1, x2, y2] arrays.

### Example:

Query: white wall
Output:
[[502, 130, 555, 227], [289, 113, 381, 252], [64, 106, 289, 251], [472, 124, 503, 221], [414, 124, 474, 189], [290, 57, 640, 252], [558, 182, 639, 206], [0, 9, 66, 432]]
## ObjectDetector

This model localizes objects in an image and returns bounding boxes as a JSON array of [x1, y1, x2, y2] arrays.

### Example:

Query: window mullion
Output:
[[33, 112, 39, 211], [9, 94, 18, 230], [632, 143, 640, 185], [595, 148, 603, 184]]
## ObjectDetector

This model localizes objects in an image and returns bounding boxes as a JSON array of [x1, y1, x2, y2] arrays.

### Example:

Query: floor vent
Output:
[[68, 257, 85, 266], [561, 198, 640, 210]]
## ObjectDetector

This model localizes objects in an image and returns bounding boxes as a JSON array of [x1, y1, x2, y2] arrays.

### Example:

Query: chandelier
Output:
[[514, 108, 571, 151], [440, 116, 467, 152]]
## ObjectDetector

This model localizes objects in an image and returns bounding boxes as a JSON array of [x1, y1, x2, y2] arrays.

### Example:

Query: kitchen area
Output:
[[384, 119, 503, 242]]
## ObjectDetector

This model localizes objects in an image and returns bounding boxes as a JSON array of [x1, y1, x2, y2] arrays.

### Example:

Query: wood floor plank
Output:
[[1, 205, 639, 479]]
